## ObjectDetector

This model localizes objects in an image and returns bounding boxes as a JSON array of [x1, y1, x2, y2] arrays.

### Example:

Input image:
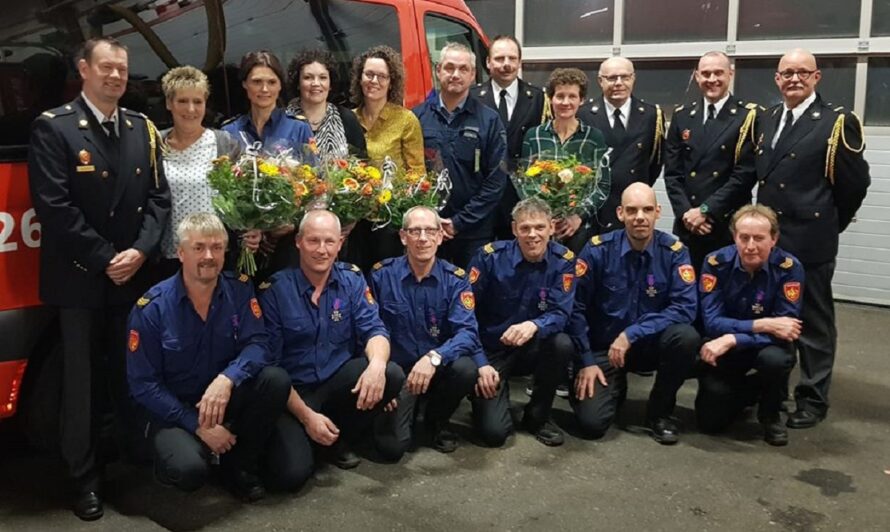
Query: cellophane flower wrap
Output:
[[207, 140, 324, 276], [323, 156, 389, 225], [512, 150, 611, 219], [381, 157, 452, 229]]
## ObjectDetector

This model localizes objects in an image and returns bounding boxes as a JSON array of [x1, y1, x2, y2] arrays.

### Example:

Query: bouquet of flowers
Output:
[[383, 159, 452, 229], [207, 142, 324, 275], [323, 156, 390, 224], [512, 152, 610, 219]]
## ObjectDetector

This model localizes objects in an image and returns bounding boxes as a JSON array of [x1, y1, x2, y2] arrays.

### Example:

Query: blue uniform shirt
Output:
[[126, 271, 270, 433], [222, 107, 313, 152], [260, 263, 389, 387], [571, 230, 698, 367], [369, 256, 484, 369], [468, 240, 577, 360], [700, 244, 805, 350], [413, 95, 508, 238]]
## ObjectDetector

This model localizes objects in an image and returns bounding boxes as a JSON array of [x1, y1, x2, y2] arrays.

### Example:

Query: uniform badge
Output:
[[537, 288, 548, 311], [128, 330, 140, 352], [469, 266, 480, 284], [562, 249, 575, 261], [373, 262, 383, 271], [562, 274, 574, 292], [483, 243, 495, 254], [78, 119, 89, 129], [752, 291, 765, 315], [707, 255, 719, 267], [460, 291, 475, 310], [238, 273, 249, 283], [258, 281, 272, 290], [591, 235, 602, 246], [331, 298, 343, 322], [78, 149, 91, 165], [250, 298, 262, 318], [779, 257, 794, 269], [429, 312, 440, 338], [454, 267, 466, 278], [783, 282, 801, 303], [678, 265, 696, 284], [575, 258, 588, 277], [670, 241, 684, 252], [642, 274, 657, 297], [364, 287, 376, 305], [682, 129, 691, 141], [701, 274, 717, 293], [136, 296, 151, 308]]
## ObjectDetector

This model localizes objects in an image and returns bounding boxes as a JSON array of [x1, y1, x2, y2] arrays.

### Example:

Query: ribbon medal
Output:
[[537, 288, 548, 311], [646, 274, 658, 298], [429, 311, 440, 339], [331, 298, 343, 322], [752, 290, 765, 315]]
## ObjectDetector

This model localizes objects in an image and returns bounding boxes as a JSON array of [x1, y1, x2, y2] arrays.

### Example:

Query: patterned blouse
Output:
[[160, 128, 216, 258], [355, 101, 425, 173], [286, 100, 349, 159]]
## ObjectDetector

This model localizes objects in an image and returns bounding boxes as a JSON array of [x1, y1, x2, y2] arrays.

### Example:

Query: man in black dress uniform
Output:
[[664, 51, 759, 271], [28, 37, 170, 520], [755, 48, 870, 429]]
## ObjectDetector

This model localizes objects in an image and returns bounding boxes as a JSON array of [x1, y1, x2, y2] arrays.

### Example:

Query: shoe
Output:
[[430, 427, 459, 454], [555, 384, 570, 398], [763, 420, 789, 446], [648, 417, 680, 445], [327, 441, 361, 470], [73, 491, 104, 521], [523, 418, 564, 447], [223, 468, 266, 502], [786, 409, 825, 429]]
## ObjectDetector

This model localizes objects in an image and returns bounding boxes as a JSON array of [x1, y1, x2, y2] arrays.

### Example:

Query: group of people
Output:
[[26, 32, 870, 521]]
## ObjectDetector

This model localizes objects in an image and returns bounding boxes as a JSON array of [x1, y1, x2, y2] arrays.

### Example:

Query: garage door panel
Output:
[[837, 243, 890, 261], [840, 232, 890, 249], [833, 267, 890, 290]]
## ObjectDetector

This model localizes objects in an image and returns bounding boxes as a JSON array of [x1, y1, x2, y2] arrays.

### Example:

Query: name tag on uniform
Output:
[[76, 165, 95, 172], [474, 149, 481, 173]]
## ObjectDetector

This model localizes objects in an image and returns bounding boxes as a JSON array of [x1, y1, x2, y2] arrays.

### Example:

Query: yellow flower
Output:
[[405, 171, 422, 185], [367, 166, 382, 181], [258, 161, 279, 176], [525, 166, 542, 177], [377, 189, 392, 204]]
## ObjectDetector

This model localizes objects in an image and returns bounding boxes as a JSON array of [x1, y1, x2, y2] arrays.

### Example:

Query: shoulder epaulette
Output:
[[135, 287, 160, 308], [258, 280, 273, 290], [674, 104, 685, 113], [591, 235, 603, 246], [707, 254, 719, 266], [745, 102, 758, 110], [483, 242, 496, 254], [373, 257, 397, 271], [42, 103, 76, 119], [670, 240, 684, 252], [834, 106, 845, 112], [453, 267, 466, 278], [287, 113, 306, 121], [337, 262, 362, 274], [237, 273, 250, 283], [41, 111, 56, 119], [220, 115, 240, 127], [779, 257, 794, 269]]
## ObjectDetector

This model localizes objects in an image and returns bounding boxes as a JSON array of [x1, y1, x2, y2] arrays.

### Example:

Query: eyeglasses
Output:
[[403, 227, 441, 238], [599, 73, 634, 84], [362, 70, 390, 82], [777, 69, 817, 81]]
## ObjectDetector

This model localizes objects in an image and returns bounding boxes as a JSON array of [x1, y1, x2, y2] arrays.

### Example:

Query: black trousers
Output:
[[682, 230, 732, 274], [439, 235, 490, 269], [569, 324, 699, 439], [695, 343, 796, 433], [795, 260, 837, 416], [373, 356, 478, 461], [58, 304, 130, 486], [267, 358, 404, 487], [470, 333, 573, 447], [149, 366, 291, 492], [341, 221, 404, 273]]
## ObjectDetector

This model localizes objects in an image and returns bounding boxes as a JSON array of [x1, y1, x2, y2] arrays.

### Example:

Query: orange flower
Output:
[[540, 184, 550, 194], [361, 183, 374, 196], [569, 201, 577, 208], [293, 182, 308, 197], [342, 177, 360, 191], [313, 182, 328, 196], [419, 180, 431, 192], [335, 159, 348, 169], [575, 165, 592, 175]]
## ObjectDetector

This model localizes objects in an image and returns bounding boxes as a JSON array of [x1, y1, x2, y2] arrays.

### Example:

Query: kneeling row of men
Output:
[[126, 182, 804, 501]]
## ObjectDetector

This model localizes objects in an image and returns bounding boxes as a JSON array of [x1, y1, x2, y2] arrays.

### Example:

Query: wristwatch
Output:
[[699, 202, 710, 215], [427, 351, 442, 367]]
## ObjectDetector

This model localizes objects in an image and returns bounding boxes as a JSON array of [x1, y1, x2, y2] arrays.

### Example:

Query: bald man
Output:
[[664, 51, 759, 272], [579, 57, 665, 236], [569, 183, 699, 444], [754, 49, 870, 429]]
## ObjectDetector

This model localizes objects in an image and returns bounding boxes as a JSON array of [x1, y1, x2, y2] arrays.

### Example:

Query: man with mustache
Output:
[[467, 198, 576, 447], [754, 49, 870, 429], [127, 214, 291, 501], [414, 42, 508, 268], [569, 183, 699, 444], [28, 36, 171, 520], [470, 35, 546, 240]]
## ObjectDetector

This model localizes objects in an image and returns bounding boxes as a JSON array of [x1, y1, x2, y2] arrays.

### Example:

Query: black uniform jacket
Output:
[[28, 96, 171, 308], [755, 94, 870, 264], [664, 97, 758, 241], [578, 95, 664, 232]]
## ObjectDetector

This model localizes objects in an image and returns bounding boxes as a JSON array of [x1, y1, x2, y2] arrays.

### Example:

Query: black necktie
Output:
[[612, 108, 626, 140], [707, 103, 716, 121], [102, 120, 118, 141], [773, 109, 794, 148], [498, 89, 509, 125]]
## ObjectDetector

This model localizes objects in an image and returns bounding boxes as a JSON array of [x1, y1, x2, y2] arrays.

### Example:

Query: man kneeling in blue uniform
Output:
[[696, 205, 804, 446], [370, 206, 481, 459], [260, 210, 404, 471], [468, 198, 576, 447], [570, 183, 700, 444], [127, 213, 291, 501]]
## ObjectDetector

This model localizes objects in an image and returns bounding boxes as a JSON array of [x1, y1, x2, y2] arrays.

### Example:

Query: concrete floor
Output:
[[1, 302, 888, 531]]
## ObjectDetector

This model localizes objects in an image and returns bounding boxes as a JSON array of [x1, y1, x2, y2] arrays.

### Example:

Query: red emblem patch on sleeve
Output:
[[460, 291, 475, 310], [469, 266, 480, 284], [701, 274, 717, 293], [783, 281, 801, 302], [128, 330, 140, 352], [250, 297, 262, 318], [562, 273, 574, 292], [364, 287, 376, 305], [575, 258, 588, 277], [678, 264, 696, 284]]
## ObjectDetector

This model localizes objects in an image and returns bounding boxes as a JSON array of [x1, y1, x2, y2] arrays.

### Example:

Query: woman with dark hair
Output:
[[351, 45, 424, 172], [286, 49, 366, 159], [223, 50, 313, 151]]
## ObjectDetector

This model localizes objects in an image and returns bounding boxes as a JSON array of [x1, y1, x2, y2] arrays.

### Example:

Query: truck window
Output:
[[424, 14, 487, 93]]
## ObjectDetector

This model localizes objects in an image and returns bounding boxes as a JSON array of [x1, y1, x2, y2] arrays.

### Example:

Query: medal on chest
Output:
[[646, 274, 658, 298], [331, 298, 343, 322], [537, 288, 548, 311], [751, 290, 765, 315], [429, 311, 440, 339]]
